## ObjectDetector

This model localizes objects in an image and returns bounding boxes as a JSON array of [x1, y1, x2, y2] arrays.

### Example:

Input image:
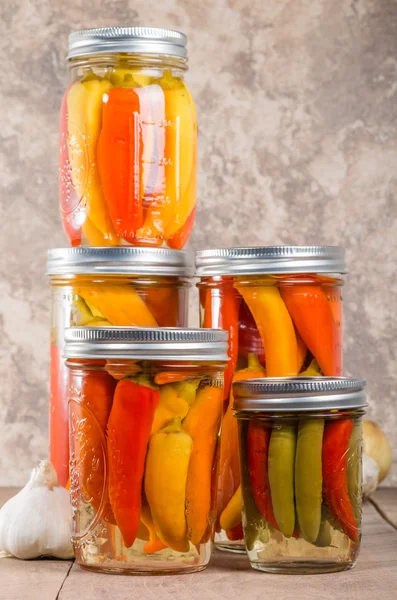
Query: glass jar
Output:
[[47, 247, 193, 487], [233, 377, 366, 574], [64, 327, 227, 575], [60, 27, 197, 248], [196, 246, 346, 552]]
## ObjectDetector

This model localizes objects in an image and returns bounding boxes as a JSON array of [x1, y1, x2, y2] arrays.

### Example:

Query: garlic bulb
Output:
[[0, 461, 74, 559], [362, 453, 380, 496], [363, 420, 392, 483]]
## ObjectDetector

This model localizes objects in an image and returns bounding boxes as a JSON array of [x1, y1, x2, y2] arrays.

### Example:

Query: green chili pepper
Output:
[[314, 509, 333, 547], [268, 423, 297, 538], [295, 418, 324, 543]]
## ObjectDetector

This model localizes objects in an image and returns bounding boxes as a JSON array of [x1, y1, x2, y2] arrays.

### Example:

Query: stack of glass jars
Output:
[[47, 26, 366, 577]]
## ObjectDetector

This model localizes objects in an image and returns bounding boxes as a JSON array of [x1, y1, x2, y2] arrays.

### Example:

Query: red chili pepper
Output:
[[322, 419, 358, 541], [280, 284, 341, 376], [107, 378, 159, 548], [203, 280, 241, 401], [247, 420, 278, 529], [49, 343, 70, 487], [238, 301, 266, 365], [97, 87, 144, 243], [59, 90, 82, 246], [70, 370, 116, 523], [226, 522, 244, 541]]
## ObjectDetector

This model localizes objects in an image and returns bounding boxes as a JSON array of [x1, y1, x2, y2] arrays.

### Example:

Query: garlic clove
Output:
[[363, 420, 392, 483], [0, 461, 74, 560], [362, 453, 380, 497]]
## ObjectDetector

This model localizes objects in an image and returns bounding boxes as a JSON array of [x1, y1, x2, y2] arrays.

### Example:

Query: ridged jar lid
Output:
[[67, 27, 187, 60], [195, 246, 346, 276], [47, 247, 194, 277], [232, 377, 366, 412], [64, 327, 229, 361]]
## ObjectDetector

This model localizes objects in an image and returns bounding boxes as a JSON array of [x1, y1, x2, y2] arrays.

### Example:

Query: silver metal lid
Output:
[[47, 247, 194, 277], [195, 246, 346, 276], [232, 377, 366, 412], [67, 27, 187, 60], [64, 327, 228, 361]]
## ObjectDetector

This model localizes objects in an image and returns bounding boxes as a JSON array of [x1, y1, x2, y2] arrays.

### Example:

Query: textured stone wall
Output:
[[1, 0, 396, 485]]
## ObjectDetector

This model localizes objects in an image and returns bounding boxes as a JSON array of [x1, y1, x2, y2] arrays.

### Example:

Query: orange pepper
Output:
[[217, 355, 266, 526], [235, 284, 299, 376], [280, 284, 341, 376], [143, 286, 180, 326], [167, 205, 196, 250], [154, 371, 196, 385], [183, 385, 224, 545]]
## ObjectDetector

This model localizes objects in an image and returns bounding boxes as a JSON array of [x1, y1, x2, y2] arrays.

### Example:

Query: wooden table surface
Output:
[[1, 487, 396, 600]]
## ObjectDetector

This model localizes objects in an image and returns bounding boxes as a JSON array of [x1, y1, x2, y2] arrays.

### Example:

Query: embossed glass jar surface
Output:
[[233, 377, 366, 575], [48, 247, 193, 487], [196, 246, 346, 552], [60, 27, 197, 248], [64, 327, 227, 575]]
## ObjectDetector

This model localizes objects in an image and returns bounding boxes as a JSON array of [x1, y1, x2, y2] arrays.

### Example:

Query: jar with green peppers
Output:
[[232, 377, 366, 574], [64, 327, 227, 574], [196, 246, 346, 552], [60, 27, 196, 248]]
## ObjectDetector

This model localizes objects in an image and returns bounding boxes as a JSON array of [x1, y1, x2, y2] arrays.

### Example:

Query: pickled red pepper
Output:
[[107, 378, 159, 548], [204, 283, 241, 400], [322, 419, 359, 541], [97, 87, 144, 243], [217, 355, 265, 528], [235, 284, 299, 376], [183, 385, 223, 545], [72, 371, 116, 523], [280, 285, 341, 376], [247, 421, 278, 529]]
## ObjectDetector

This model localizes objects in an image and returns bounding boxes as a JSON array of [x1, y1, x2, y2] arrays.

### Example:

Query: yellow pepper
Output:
[[151, 379, 200, 434], [150, 70, 197, 242], [220, 485, 242, 532], [235, 283, 299, 376], [145, 419, 192, 552], [66, 77, 119, 245], [74, 285, 158, 326], [299, 359, 321, 376]]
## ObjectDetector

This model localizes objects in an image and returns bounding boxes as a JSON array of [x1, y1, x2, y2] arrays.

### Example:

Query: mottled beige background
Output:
[[0, 0, 396, 486]]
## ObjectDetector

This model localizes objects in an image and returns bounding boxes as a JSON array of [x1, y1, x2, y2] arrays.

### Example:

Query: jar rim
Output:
[[232, 377, 367, 412], [67, 27, 188, 61], [195, 246, 346, 276], [64, 327, 229, 362], [47, 247, 194, 277]]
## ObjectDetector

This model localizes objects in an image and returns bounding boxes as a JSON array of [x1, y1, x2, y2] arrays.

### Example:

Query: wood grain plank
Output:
[[59, 500, 397, 600], [369, 488, 397, 529], [0, 487, 73, 600]]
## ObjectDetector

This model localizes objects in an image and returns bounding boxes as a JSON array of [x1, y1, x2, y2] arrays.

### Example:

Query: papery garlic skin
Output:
[[362, 453, 380, 497], [0, 461, 74, 559]]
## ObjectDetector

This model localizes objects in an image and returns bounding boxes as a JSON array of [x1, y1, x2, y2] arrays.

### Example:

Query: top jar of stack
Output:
[[60, 27, 197, 248], [196, 245, 346, 550]]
